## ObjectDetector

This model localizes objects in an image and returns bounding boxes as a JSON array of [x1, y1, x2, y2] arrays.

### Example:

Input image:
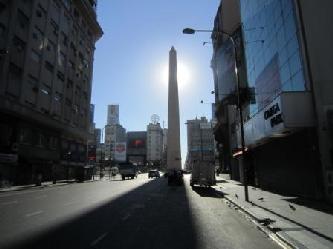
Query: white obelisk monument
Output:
[[167, 46, 182, 171]]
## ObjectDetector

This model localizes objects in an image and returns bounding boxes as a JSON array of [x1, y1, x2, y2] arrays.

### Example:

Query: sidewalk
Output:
[[0, 179, 77, 193], [213, 174, 333, 249], [0, 176, 105, 193]]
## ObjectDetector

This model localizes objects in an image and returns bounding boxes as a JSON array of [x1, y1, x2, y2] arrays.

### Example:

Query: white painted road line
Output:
[[0, 200, 18, 206], [90, 232, 108, 247], [122, 213, 131, 221], [25, 210, 43, 218]]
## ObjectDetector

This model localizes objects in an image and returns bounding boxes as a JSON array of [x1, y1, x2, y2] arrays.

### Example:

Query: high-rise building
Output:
[[0, 0, 102, 184], [104, 124, 126, 161], [107, 104, 119, 125], [211, 0, 333, 202], [147, 123, 163, 163], [94, 128, 101, 145]]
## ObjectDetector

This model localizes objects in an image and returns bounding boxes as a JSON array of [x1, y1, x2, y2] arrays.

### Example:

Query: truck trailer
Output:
[[190, 161, 216, 187]]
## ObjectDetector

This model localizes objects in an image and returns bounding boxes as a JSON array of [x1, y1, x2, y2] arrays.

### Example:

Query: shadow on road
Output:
[[191, 186, 223, 198], [251, 202, 333, 243], [5, 178, 199, 249]]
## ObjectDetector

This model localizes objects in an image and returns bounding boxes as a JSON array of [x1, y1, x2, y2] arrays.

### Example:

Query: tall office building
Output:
[[0, 0, 103, 184], [104, 124, 126, 161], [107, 104, 119, 125], [147, 122, 163, 163]]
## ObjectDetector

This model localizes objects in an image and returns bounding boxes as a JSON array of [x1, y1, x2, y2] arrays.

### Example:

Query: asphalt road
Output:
[[0, 174, 281, 249]]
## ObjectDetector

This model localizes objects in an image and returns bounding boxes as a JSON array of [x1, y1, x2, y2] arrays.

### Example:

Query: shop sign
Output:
[[264, 103, 283, 128]]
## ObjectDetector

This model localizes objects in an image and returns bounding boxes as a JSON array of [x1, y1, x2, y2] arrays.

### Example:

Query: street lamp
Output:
[[184, 27, 249, 202]]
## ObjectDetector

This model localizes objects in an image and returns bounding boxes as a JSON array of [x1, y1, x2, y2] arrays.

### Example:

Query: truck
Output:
[[190, 161, 216, 187], [118, 162, 138, 180]]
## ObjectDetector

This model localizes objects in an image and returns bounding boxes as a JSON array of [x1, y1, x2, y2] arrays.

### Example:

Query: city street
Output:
[[0, 174, 280, 249]]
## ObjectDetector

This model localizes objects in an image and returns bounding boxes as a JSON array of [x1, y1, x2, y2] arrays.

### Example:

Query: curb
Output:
[[215, 189, 296, 249], [0, 179, 100, 193]]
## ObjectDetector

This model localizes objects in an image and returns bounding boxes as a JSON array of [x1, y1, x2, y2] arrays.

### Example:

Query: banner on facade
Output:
[[114, 142, 126, 162]]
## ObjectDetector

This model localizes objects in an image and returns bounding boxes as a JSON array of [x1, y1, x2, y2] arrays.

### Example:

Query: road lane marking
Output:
[[35, 194, 47, 199], [63, 201, 76, 206], [90, 232, 108, 247], [122, 213, 131, 221], [25, 210, 43, 218], [0, 200, 18, 206]]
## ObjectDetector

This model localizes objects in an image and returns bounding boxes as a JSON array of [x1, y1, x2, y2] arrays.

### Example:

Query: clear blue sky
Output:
[[92, 0, 220, 165]]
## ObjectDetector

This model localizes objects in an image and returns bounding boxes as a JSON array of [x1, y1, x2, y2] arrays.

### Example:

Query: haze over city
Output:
[[91, 0, 219, 162]]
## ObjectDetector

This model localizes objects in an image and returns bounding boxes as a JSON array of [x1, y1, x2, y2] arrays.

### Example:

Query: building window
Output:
[[67, 79, 73, 88], [63, 0, 71, 9], [61, 31, 68, 46], [52, 0, 61, 10], [46, 39, 55, 52], [12, 36, 26, 53], [32, 26, 43, 48], [37, 133, 47, 147], [6, 63, 22, 97], [73, 8, 79, 18], [50, 19, 59, 36], [57, 71, 65, 81], [19, 127, 32, 144], [0, 23, 6, 38], [40, 84, 50, 95], [58, 51, 66, 67], [68, 60, 75, 69], [0, 2, 7, 13], [31, 49, 41, 63], [54, 92, 62, 101], [17, 10, 29, 30], [70, 42, 77, 56], [26, 74, 38, 105], [44, 61, 54, 72]]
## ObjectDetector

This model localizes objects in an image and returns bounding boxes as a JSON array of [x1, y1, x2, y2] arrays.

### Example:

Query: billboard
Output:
[[127, 131, 147, 156], [114, 142, 126, 162], [87, 144, 96, 161]]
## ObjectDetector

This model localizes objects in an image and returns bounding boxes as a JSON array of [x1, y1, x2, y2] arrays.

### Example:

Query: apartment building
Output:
[[0, 0, 102, 184]]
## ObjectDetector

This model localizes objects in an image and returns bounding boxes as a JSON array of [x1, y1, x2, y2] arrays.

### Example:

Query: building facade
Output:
[[126, 131, 146, 166], [107, 104, 119, 125], [0, 0, 102, 185], [146, 122, 163, 164], [212, 0, 333, 201], [211, 0, 247, 179], [104, 123, 126, 161]]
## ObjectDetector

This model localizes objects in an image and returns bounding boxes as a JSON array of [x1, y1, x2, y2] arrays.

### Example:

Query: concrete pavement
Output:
[[213, 174, 333, 249]]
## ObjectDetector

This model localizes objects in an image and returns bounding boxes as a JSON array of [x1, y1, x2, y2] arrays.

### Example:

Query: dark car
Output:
[[148, 170, 160, 178]]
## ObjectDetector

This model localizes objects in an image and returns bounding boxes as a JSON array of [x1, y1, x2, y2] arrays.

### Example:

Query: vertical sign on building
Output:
[[114, 142, 126, 162]]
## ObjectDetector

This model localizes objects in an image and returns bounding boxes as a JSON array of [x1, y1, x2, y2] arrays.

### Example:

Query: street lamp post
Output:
[[184, 28, 249, 202]]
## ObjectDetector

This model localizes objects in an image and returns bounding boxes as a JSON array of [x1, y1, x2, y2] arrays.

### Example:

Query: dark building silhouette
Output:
[[0, 0, 102, 185]]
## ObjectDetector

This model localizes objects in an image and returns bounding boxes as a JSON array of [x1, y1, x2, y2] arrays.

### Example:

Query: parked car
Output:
[[148, 170, 160, 178]]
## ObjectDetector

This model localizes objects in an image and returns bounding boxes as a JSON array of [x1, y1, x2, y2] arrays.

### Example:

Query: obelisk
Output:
[[167, 46, 181, 171]]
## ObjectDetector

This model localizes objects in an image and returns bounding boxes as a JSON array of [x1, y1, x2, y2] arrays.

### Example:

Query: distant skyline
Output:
[[91, 0, 220, 165]]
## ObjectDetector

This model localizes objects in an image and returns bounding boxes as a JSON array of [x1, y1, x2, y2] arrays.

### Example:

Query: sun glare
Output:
[[161, 61, 191, 89]]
